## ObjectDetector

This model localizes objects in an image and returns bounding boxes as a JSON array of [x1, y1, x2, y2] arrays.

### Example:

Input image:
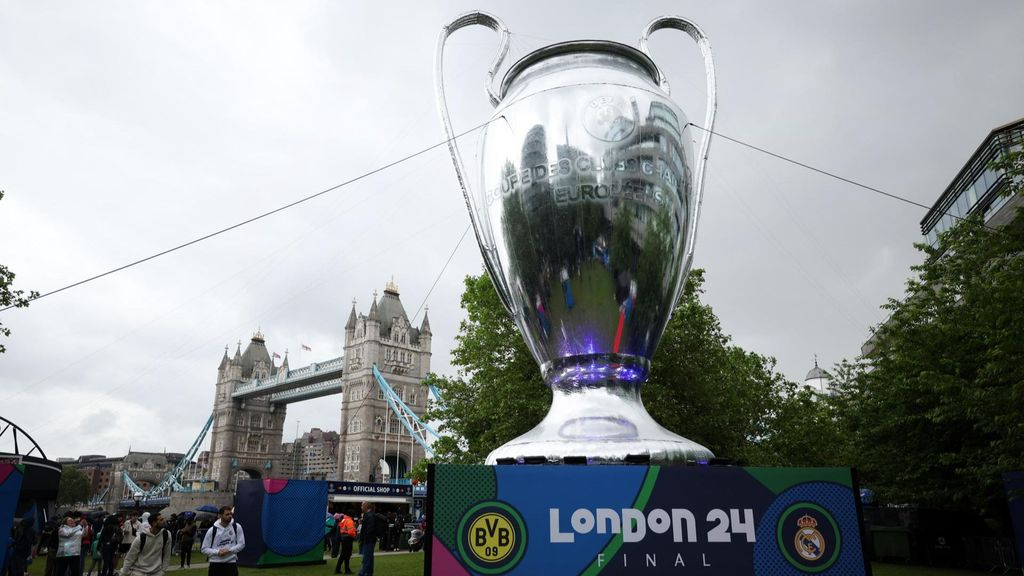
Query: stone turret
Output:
[[344, 300, 358, 346], [208, 331, 287, 492], [419, 308, 432, 376], [337, 281, 433, 482]]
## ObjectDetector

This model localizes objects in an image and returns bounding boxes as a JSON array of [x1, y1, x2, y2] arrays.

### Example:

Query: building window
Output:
[[388, 417, 402, 435], [409, 390, 417, 405], [378, 386, 385, 401], [344, 446, 360, 473], [375, 416, 384, 433], [347, 417, 362, 434], [395, 386, 404, 402]]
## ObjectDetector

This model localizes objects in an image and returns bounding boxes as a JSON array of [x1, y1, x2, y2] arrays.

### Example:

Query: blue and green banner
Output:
[[0, 460, 26, 571], [426, 464, 869, 575], [234, 479, 327, 567]]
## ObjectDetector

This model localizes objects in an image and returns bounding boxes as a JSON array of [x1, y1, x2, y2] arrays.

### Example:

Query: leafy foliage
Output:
[[831, 152, 1024, 515], [0, 191, 38, 353], [425, 269, 808, 465], [57, 465, 92, 506], [424, 272, 549, 464]]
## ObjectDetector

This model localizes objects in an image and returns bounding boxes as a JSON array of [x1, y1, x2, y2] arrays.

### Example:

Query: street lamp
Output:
[[132, 492, 143, 514]]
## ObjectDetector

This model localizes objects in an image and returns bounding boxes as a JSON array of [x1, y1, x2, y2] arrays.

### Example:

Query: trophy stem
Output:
[[485, 354, 714, 465]]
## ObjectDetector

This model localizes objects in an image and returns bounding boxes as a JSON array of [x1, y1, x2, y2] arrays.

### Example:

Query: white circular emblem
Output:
[[583, 95, 635, 142]]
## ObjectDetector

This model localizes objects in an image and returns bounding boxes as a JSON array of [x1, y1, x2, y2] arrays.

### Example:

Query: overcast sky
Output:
[[1, 1, 1022, 462]]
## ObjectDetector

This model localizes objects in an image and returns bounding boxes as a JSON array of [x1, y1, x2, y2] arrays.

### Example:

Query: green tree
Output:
[[426, 269, 798, 464], [834, 158, 1024, 515], [642, 269, 798, 464], [425, 272, 549, 464], [0, 191, 38, 353], [57, 465, 92, 507]]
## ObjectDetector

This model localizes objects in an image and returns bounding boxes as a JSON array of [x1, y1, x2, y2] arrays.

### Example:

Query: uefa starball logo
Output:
[[457, 501, 527, 574], [776, 503, 841, 573]]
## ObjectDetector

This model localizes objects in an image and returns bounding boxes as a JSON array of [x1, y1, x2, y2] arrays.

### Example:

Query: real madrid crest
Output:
[[775, 502, 842, 572], [794, 514, 825, 561]]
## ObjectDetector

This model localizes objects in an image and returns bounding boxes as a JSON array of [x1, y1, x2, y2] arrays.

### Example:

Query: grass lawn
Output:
[[26, 553, 425, 576], [871, 564, 997, 576], [25, 553, 1000, 576]]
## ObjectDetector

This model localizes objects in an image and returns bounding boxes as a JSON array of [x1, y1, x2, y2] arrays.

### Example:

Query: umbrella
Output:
[[195, 505, 220, 513]]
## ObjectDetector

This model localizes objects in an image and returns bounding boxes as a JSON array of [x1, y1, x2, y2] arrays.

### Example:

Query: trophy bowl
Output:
[[437, 13, 718, 464]]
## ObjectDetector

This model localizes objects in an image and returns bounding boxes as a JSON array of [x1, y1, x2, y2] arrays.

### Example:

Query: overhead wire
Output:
[[687, 123, 1000, 233], [410, 224, 471, 324], [3, 119, 994, 318], [0, 118, 498, 313]]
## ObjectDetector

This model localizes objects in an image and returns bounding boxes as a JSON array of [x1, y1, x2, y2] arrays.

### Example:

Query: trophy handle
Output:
[[435, 11, 516, 315], [638, 17, 718, 306]]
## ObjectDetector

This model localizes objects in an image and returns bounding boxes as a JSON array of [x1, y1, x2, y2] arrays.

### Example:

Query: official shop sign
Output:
[[327, 481, 412, 498], [426, 464, 868, 575]]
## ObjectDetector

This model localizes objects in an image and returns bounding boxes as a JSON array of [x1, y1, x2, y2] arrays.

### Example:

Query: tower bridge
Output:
[[207, 279, 433, 491], [107, 280, 437, 510]]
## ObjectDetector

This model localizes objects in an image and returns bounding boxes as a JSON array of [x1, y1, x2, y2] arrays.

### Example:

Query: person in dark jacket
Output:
[[356, 502, 383, 576], [98, 515, 120, 576], [177, 518, 196, 569], [36, 519, 59, 576], [8, 518, 35, 576]]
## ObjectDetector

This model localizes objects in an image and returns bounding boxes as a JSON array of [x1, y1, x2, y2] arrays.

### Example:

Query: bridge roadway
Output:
[[231, 356, 345, 404]]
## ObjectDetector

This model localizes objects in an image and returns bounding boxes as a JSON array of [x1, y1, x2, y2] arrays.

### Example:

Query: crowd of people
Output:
[[7, 502, 423, 576], [323, 503, 427, 576], [5, 507, 239, 576]]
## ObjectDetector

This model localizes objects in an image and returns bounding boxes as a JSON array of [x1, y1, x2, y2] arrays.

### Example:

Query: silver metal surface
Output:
[[436, 13, 718, 464]]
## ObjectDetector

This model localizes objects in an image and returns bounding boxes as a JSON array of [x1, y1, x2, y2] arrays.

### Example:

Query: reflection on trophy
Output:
[[436, 12, 718, 464]]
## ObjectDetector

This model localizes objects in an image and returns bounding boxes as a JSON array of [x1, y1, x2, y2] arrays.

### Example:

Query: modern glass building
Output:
[[919, 117, 1024, 245], [862, 117, 1022, 358]]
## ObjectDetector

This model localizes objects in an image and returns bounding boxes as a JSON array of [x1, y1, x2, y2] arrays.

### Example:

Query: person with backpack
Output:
[[84, 516, 104, 576], [120, 512, 170, 576], [356, 502, 386, 576], [200, 507, 244, 576]]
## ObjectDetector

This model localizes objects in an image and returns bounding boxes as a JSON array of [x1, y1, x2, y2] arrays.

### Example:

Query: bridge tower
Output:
[[337, 280, 432, 482], [208, 331, 288, 491]]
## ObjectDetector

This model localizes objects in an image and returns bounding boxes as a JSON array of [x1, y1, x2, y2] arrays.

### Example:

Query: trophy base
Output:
[[484, 381, 714, 465]]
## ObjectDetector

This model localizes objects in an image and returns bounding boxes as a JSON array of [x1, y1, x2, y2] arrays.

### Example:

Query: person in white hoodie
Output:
[[120, 512, 171, 576], [200, 507, 245, 576]]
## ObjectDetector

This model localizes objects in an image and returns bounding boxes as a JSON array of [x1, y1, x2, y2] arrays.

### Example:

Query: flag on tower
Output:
[[301, 344, 312, 352], [272, 352, 281, 359]]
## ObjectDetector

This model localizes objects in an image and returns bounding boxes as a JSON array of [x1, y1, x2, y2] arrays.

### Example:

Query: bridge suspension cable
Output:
[[122, 413, 215, 498], [428, 384, 444, 405], [371, 364, 440, 458]]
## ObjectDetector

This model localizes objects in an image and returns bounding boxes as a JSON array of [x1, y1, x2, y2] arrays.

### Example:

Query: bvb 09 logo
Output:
[[776, 503, 841, 573], [457, 501, 527, 575]]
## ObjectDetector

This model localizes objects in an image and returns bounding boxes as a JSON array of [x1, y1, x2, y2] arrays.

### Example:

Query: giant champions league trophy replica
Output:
[[436, 12, 718, 465]]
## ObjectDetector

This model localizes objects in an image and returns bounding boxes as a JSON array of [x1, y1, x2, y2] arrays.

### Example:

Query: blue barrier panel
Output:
[[234, 479, 327, 567], [0, 461, 26, 571]]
